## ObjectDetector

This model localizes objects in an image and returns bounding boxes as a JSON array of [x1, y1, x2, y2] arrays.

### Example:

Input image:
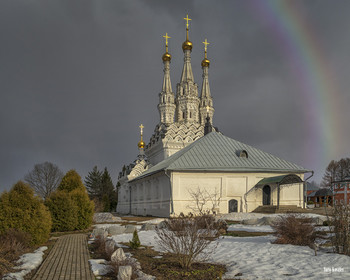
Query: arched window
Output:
[[229, 199, 238, 212], [183, 111, 185, 119]]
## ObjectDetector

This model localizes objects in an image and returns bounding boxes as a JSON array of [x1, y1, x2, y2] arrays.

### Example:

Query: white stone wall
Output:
[[117, 172, 171, 217], [118, 171, 305, 217], [171, 172, 305, 215]]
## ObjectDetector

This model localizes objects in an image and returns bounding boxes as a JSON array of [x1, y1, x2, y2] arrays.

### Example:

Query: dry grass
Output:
[[120, 216, 156, 222], [0, 229, 31, 278]]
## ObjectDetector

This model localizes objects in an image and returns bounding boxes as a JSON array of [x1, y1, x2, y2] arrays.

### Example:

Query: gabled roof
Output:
[[306, 182, 320, 191], [132, 132, 309, 181]]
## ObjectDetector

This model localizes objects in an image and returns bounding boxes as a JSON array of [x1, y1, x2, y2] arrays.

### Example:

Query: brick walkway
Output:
[[32, 234, 94, 280]]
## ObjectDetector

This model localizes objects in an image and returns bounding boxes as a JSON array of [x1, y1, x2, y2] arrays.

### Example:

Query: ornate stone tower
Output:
[[144, 15, 213, 165], [199, 39, 214, 125], [158, 33, 176, 125], [175, 14, 200, 124]]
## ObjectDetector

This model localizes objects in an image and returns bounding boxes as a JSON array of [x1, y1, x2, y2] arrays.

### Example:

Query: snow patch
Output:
[[3, 246, 47, 280]]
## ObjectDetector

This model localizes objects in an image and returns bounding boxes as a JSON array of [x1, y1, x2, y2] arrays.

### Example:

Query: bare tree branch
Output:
[[187, 187, 221, 215], [24, 162, 63, 199]]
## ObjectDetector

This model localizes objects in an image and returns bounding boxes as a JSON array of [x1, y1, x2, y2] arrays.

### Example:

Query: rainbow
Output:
[[246, 0, 344, 179]]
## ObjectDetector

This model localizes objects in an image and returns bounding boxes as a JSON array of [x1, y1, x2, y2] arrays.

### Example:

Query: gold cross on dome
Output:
[[163, 33, 171, 46], [139, 124, 144, 135], [203, 39, 209, 52], [184, 14, 191, 29], [163, 33, 171, 52]]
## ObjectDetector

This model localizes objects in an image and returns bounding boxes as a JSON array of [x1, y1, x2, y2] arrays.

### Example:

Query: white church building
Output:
[[117, 16, 309, 217]]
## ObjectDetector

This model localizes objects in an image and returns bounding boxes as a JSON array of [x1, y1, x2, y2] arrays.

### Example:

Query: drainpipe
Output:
[[277, 183, 280, 209], [165, 170, 174, 215], [129, 185, 132, 214], [303, 171, 314, 208]]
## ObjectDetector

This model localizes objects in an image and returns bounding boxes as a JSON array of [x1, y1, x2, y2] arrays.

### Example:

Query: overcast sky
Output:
[[1, 0, 349, 192]]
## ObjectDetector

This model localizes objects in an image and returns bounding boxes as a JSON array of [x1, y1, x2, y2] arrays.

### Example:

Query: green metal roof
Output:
[[133, 132, 309, 181], [256, 174, 303, 186]]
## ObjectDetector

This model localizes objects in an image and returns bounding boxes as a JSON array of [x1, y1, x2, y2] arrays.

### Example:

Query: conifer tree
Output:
[[100, 168, 115, 211], [129, 229, 141, 249], [84, 166, 102, 198], [101, 168, 114, 196]]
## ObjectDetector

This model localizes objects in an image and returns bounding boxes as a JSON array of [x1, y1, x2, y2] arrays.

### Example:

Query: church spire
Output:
[[180, 14, 194, 83], [200, 39, 214, 125], [161, 33, 172, 94], [176, 15, 200, 123], [158, 33, 176, 125]]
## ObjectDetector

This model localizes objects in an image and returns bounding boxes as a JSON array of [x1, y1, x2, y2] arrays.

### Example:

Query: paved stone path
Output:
[[32, 234, 94, 280]]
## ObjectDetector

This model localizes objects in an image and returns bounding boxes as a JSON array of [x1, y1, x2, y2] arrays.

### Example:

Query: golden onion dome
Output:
[[138, 140, 145, 149], [201, 58, 210, 67], [162, 52, 171, 61], [182, 40, 193, 51]]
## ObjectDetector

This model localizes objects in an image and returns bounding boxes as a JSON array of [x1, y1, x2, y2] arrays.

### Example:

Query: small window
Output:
[[236, 150, 248, 158], [183, 111, 185, 119]]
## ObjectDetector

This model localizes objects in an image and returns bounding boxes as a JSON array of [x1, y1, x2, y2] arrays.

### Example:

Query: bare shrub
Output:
[[194, 214, 227, 236], [156, 214, 218, 269], [92, 236, 113, 260], [331, 203, 350, 255], [271, 214, 317, 246], [0, 229, 31, 278], [188, 187, 221, 215]]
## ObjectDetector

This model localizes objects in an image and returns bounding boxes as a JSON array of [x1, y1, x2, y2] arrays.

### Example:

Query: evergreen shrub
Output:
[[45, 191, 78, 232], [70, 188, 94, 230], [129, 229, 141, 249], [58, 169, 85, 192], [0, 181, 52, 245], [47, 169, 94, 231]]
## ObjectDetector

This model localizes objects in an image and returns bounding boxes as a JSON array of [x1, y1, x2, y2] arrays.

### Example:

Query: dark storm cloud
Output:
[[1, 0, 349, 191]]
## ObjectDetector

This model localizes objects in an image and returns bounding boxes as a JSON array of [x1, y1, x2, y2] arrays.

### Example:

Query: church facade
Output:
[[117, 16, 309, 217]]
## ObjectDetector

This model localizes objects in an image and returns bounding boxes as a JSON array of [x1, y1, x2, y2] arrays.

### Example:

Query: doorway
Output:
[[262, 185, 271, 205]]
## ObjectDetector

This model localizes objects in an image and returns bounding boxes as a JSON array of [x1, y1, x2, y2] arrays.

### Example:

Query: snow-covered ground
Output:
[[111, 229, 350, 279], [93, 223, 142, 230], [228, 224, 274, 232], [3, 246, 47, 280]]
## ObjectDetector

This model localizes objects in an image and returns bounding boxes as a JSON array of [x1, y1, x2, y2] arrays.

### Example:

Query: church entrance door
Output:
[[263, 185, 271, 205], [229, 199, 238, 212]]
